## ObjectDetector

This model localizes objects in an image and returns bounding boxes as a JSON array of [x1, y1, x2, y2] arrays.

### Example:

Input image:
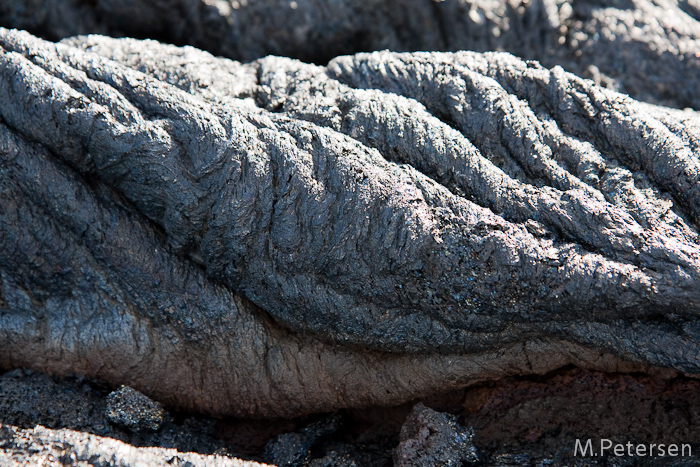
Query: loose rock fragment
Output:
[[263, 415, 341, 466], [393, 403, 478, 467], [105, 385, 167, 432]]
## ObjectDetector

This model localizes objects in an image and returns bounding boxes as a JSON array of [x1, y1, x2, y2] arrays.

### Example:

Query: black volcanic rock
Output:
[[0, 29, 699, 420], [0, 0, 699, 109], [393, 403, 478, 467]]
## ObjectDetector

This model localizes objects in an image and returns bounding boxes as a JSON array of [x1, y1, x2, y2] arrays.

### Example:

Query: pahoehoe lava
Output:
[[0, 28, 699, 419], [1, 0, 699, 110]]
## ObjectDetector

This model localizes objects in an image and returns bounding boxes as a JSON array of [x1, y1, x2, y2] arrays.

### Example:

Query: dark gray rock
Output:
[[0, 29, 699, 419], [106, 385, 167, 432], [393, 403, 478, 467], [4, 367, 700, 466], [0, 0, 699, 109], [0, 368, 244, 456], [263, 415, 341, 466], [308, 449, 359, 467], [0, 369, 100, 432]]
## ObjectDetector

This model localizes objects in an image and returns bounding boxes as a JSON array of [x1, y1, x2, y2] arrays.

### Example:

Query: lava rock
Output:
[[0, 423, 266, 467], [263, 415, 341, 466], [0, 29, 699, 419], [105, 385, 167, 432], [0, 0, 699, 109], [307, 449, 359, 467], [0, 369, 99, 432], [393, 403, 478, 467]]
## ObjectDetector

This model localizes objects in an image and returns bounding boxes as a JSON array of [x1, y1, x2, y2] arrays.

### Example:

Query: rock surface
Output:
[[263, 416, 341, 466], [0, 1, 699, 465], [0, 0, 699, 110], [0, 28, 700, 420], [0, 424, 266, 467], [0, 369, 242, 456], [105, 385, 168, 432], [393, 403, 478, 467], [3, 367, 700, 466]]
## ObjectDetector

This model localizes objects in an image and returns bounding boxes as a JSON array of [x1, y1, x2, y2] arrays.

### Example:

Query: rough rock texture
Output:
[[0, 369, 244, 457], [1, 28, 700, 420], [263, 416, 341, 466], [105, 385, 167, 432], [393, 403, 478, 467], [3, 367, 700, 466], [0, 0, 699, 110], [0, 424, 267, 467], [460, 367, 700, 449]]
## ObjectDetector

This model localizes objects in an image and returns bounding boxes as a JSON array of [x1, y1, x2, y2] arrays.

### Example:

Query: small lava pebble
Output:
[[105, 385, 167, 432]]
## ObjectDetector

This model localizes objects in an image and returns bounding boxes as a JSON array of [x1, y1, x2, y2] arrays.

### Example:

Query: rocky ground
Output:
[[2, 367, 700, 466], [1, 1, 700, 466]]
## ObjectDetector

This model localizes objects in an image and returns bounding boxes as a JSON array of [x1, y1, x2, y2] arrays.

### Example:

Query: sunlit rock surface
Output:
[[0, 29, 699, 421]]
